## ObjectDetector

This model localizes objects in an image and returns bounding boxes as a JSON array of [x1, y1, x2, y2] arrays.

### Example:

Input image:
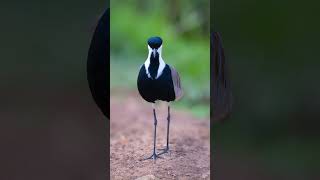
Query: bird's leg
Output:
[[141, 104, 162, 161], [158, 105, 171, 155]]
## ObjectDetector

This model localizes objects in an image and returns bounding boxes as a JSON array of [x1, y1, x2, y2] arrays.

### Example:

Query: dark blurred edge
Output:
[[211, 0, 320, 179], [87, 9, 110, 119], [0, 0, 110, 180], [210, 32, 232, 123]]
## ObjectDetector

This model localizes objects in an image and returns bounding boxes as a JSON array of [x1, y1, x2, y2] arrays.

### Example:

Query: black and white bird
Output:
[[137, 36, 183, 160]]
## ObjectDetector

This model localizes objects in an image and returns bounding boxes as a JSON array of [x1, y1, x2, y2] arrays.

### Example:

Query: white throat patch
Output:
[[144, 45, 166, 79]]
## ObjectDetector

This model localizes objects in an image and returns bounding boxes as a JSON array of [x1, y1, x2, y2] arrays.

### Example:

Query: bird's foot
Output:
[[140, 152, 163, 161], [157, 146, 170, 156]]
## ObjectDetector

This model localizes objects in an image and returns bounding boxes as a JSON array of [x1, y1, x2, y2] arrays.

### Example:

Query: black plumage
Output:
[[137, 36, 182, 160], [146, 51, 160, 79], [87, 9, 110, 118], [137, 64, 175, 103]]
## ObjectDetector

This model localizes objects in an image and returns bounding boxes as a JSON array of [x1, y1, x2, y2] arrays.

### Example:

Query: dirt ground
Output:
[[110, 92, 210, 180]]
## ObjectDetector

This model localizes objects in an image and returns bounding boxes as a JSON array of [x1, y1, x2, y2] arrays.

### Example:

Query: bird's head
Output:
[[147, 36, 163, 58]]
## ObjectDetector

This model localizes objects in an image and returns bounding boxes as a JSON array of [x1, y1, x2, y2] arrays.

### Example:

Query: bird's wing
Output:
[[169, 66, 183, 101], [211, 32, 232, 122]]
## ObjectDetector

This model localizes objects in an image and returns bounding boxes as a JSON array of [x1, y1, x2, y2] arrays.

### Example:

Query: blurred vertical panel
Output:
[[0, 0, 109, 179], [212, 0, 320, 179]]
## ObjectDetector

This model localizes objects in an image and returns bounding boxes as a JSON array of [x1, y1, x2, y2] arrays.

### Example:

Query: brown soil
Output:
[[110, 92, 210, 180]]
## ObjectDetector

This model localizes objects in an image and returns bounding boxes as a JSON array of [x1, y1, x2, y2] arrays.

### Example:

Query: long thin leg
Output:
[[166, 105, 170, 149], [158, 104, 171, 155], [141, 104, 161, 161], [152, 108, 157, 156]]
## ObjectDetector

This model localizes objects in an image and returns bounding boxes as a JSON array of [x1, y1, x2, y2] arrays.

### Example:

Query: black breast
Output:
[[137, 64, 176, 103], [148, 52, 159, 79]]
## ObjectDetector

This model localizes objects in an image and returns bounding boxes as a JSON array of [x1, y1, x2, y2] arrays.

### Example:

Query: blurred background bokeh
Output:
[[110, 0, 210, 117], [213, 0, 320, 179], [0, 1, 108, 179]]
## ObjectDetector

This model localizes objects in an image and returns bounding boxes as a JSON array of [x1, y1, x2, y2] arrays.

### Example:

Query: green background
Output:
[[110, 0, 210, 118]]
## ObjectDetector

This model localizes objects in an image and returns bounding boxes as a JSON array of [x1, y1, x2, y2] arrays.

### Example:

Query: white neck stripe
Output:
[[144, 45, 166, 79]]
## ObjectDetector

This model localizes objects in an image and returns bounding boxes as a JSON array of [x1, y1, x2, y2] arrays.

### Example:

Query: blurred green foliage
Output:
[[110, 0, 210, 117]]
